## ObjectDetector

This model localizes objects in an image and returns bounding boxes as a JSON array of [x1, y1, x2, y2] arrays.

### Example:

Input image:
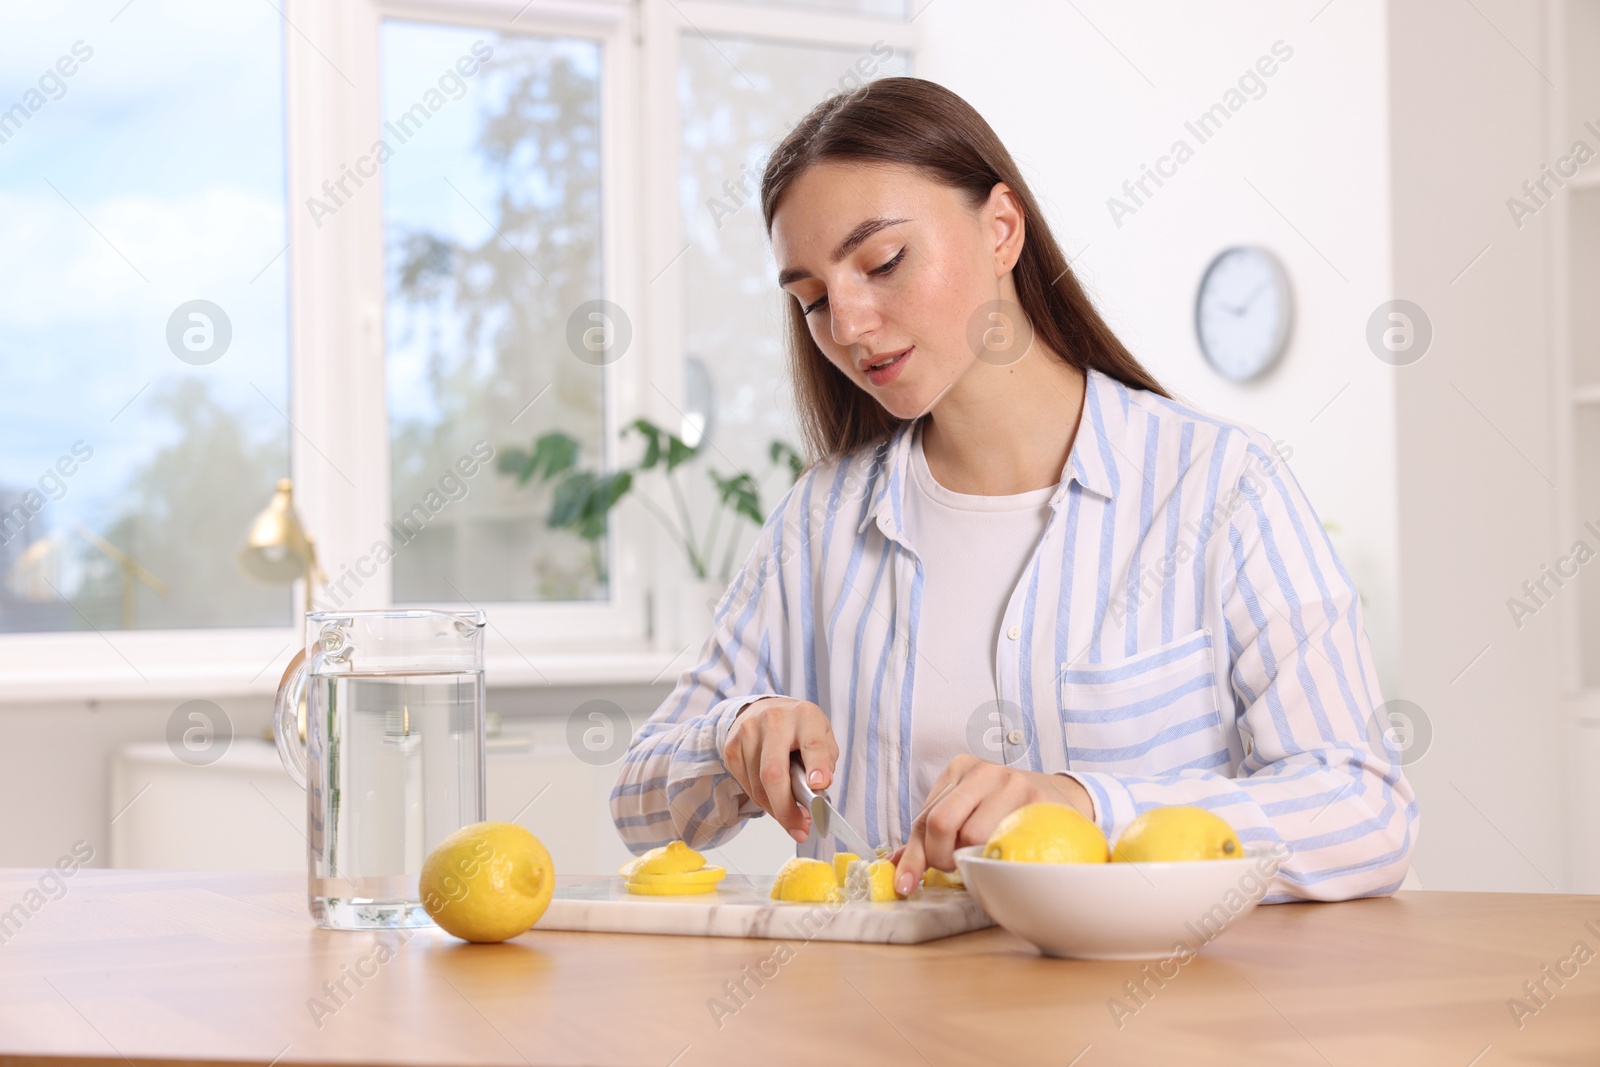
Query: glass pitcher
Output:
[[275, 609, 487, 929]]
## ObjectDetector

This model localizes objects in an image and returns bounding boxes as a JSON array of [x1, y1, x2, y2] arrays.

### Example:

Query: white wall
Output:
[[1387, 0, 1570, 891], [917, 0, 1568, 890]]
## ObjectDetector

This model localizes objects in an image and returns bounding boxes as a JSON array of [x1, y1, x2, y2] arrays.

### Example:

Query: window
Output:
[[0, 0, 914, 690], [0, 2, 292, 635], [677, 33, 913, 576], [381, 21, 606, 604], [718, 0, 911, 15]]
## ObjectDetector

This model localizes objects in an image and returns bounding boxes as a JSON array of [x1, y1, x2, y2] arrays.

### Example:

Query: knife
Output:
[[789, 752, 883, 858]]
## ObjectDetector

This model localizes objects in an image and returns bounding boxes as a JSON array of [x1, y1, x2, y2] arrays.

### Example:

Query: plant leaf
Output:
[[627, 418, 663, 471], [497, 447, 531, 484], [769, 440, 804, 483], [530, 432, 579, 480], [547, 471, 596, 531], [595, 470, 633, 512], [666, 435, 696, 471], [714, 471, 762, 526]]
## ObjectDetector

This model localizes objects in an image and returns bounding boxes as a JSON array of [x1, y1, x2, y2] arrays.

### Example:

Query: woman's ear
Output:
[[986, 181, 1026, 276]]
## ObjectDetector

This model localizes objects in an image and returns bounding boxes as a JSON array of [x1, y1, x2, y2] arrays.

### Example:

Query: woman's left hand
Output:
[[890, 755, 1095, 896]]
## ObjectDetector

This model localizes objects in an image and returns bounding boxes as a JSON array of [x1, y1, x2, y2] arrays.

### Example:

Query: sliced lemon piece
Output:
[[845, 858, 902, 902], [832, 852, 861, 886], [619, 840, 707, 878], [770, 857, 842, 903], [625, 866, 727, 886]]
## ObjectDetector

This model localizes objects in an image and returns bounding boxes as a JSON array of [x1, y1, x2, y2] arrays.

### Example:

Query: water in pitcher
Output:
[[306, 669, 485, 928]]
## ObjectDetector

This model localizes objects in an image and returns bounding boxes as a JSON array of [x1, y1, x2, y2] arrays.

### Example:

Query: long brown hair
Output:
[[761, 77, 1170, 462]]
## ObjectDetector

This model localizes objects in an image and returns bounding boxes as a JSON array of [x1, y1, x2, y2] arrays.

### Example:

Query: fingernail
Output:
[[896, 872, 914, 896], [808, 769, 823, 786]]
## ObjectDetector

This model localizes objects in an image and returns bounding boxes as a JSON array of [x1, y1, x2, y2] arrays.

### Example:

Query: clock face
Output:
[[1194, 246, 1292, 382]]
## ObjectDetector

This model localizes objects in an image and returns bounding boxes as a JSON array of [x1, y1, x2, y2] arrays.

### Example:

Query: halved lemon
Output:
[[771, 857, 842, 903]]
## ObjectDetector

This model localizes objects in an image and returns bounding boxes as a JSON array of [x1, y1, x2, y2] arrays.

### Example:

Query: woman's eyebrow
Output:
[[777, 215, 911, 287]]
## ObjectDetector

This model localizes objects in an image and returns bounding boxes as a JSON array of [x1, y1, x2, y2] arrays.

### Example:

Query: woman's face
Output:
[[770, 162, 1022, 421]]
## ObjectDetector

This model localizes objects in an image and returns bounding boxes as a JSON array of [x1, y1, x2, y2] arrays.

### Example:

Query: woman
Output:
[[612, 77, 1417, 902]]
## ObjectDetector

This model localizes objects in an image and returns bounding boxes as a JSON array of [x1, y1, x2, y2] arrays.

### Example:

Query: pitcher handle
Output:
[[274, 648, 309, 789]]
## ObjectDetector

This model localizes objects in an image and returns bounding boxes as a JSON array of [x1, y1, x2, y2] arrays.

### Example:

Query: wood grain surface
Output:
[[0, 868, 1596, 1066]]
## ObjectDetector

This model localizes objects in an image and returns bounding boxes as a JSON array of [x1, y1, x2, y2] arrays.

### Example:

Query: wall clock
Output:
[[1194, 245, 1293, 382]]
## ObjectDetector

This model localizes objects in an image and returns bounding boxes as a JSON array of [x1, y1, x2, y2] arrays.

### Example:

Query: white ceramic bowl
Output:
[[954, 843, 1276, 960]]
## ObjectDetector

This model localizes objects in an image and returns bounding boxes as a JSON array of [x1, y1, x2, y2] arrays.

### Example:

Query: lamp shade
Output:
[[239, 478, 316, 584]]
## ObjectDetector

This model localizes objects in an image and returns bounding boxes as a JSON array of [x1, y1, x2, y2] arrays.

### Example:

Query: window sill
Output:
[[0, 646, 690, 706]]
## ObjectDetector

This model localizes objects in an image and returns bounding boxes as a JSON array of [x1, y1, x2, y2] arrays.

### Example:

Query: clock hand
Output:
[[1231, 281, 1268, 314]]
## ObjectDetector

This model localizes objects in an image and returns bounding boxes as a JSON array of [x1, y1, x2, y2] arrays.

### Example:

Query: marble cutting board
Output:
[[539, 874, 993, 944]]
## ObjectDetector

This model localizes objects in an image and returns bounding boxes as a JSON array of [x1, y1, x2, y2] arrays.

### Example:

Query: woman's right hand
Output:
[[721, 697, 839, 843]]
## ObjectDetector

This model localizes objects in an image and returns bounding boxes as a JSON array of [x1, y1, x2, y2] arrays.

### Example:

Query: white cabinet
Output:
[[108, 723, 797, 878], [110, 739, 304, 871]]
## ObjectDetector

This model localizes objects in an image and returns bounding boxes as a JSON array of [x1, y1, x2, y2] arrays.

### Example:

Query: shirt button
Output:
[[1006, 625, 1020, 640], [1005, 729, 1024, 745]]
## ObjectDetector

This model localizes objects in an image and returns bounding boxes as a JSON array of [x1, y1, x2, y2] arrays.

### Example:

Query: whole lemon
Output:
[[983, 802, 1109, 863], [420, 821, 555, 943], [1112, 806, 1242, 863]]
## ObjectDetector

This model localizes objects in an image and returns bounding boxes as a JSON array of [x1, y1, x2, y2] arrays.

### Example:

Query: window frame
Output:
[[0, 0, 915, 701]]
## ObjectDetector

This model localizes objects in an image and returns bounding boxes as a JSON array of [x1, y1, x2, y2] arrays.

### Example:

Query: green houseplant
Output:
[[498, 418, 803, 586]]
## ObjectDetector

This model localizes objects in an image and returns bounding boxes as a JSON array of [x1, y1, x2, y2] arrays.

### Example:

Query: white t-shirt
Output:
[[904, 420, 1056, 816]]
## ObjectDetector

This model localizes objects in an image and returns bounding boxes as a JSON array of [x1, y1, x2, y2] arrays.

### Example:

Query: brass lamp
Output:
[[239, 478, 325, 615]]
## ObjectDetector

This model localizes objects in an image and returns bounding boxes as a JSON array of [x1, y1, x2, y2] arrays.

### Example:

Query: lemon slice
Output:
[[832, 852, 860, 886], [626, 866, 727, 886], [624, 879, 722, 896]]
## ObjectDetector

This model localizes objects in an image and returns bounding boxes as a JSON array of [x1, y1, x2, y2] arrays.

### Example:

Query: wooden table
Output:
[[0, 869, 1595, 1067]]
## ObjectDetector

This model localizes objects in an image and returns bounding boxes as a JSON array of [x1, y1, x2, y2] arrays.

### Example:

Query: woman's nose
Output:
[[828, 286, 880, 349]]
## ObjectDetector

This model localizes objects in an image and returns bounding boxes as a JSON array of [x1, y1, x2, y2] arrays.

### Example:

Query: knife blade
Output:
[[789, 752, 882, 858]]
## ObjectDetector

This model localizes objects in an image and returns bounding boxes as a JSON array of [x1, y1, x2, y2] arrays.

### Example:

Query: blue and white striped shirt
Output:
[[612, 366, 1419, 902]]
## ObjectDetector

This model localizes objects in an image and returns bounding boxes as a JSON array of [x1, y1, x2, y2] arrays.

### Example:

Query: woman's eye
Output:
[[797, 248, 905, 316], [871, 247, 906, 276]]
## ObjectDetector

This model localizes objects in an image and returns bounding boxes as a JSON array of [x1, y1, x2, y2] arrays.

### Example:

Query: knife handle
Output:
[[789, 751, 816, 805]]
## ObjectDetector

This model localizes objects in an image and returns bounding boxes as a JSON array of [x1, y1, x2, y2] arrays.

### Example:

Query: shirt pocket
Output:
[[1058, 628, 1228, 776]]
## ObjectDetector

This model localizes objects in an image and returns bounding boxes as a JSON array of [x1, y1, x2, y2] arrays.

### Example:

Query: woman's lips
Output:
[[864, 346, 912, 386]]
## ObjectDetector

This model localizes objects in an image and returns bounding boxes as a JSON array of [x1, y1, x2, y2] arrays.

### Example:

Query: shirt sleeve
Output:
[[609, 481, 802, 855], [1062, 431, 1419, 902]]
